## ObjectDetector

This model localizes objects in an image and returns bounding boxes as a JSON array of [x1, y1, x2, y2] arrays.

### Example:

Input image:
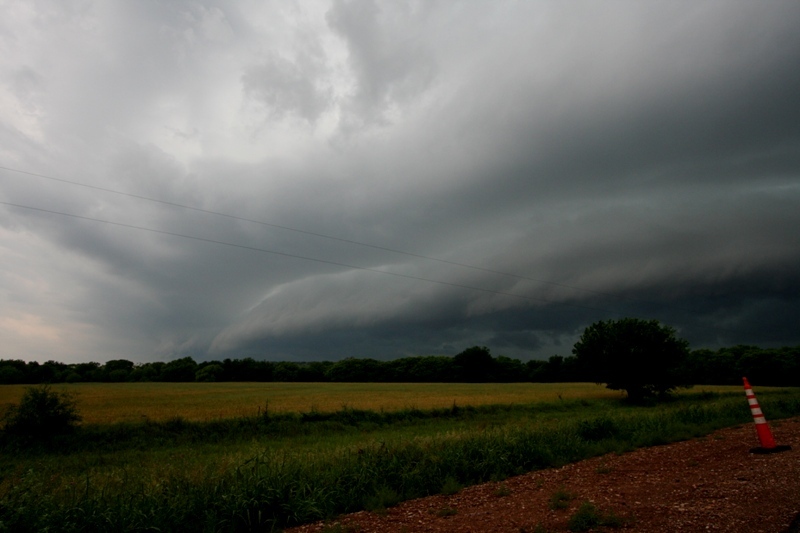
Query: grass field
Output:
[[0, 382, 627, 424], [0, 382, 750, 424], [1, 382, 798, 532]]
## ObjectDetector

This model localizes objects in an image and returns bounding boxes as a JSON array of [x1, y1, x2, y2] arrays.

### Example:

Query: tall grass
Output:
[[1, 389, 798, 532]]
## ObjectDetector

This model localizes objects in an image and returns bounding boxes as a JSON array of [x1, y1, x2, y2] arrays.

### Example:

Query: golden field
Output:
[[0, 382, 627, 424], [0, 382, 748, 425]]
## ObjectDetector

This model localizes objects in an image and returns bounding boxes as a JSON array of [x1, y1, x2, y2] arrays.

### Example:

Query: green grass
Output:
[[0, 384, 798, 532]]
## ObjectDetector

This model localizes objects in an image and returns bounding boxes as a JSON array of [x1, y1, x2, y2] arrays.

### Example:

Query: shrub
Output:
[[568, 501, 625, 531], [567, 501, 602, 531], [549, 487, 575, 510], [2, 385, 81, 438]]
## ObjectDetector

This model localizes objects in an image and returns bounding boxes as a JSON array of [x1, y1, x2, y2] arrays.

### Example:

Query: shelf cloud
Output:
[[1, 1, 799, 363]]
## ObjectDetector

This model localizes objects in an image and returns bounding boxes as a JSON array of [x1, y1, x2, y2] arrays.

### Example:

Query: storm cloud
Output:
[[1, 1, 799, 363]]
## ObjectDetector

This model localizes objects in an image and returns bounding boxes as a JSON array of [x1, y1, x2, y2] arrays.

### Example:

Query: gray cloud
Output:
[[242, 53, 332, 123], [327, 0, 438, 129], [1, 1, 799, 363]]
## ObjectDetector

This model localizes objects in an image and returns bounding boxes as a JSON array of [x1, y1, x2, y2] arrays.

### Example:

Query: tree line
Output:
[[1, 343, 797, 386]]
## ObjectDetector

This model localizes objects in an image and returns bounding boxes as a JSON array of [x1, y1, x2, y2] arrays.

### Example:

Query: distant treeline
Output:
[[0, 345, 797, 386]]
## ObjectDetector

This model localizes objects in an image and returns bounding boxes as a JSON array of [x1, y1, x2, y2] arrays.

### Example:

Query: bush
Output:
[[2, 385, 81, 438]]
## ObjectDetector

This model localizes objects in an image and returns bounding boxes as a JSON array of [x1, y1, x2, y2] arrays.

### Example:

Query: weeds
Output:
[[320, 522, 361, 533], [549, 487, 575, 510], [595, 463, 613, 474], [363, 486, 401, 513], [494, 482, 511, 497], [441, 476, 463, 495], [567, 501, 625, 531]]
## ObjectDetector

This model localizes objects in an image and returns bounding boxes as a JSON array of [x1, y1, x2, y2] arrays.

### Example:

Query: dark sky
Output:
[[1, 1, 799, 363]]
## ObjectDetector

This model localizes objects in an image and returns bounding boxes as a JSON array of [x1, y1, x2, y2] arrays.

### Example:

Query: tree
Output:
[[195, 364, 224, 382], [295, 361, 333, 382], [572, 318, 690, 401], [493, 356, 526, 382], [160, 357, 198, 382], [104, 359, 134, 382], [383, 356, 454, 382], [73, 362, 102, 382], [273, 361, 301, 382], [0, 363, 25, 384], [326, 358, 387, 382], [453, 346, 496, 382]]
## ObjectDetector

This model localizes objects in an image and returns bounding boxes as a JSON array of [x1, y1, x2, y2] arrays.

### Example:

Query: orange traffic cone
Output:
[[742, 377, 791, 454]]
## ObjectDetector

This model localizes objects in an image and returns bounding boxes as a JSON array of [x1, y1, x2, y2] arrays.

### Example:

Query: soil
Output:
[[286, 417, 800, 533]]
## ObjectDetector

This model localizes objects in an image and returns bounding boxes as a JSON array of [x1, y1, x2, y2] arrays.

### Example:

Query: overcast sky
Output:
[[1, 1, 799, 364]]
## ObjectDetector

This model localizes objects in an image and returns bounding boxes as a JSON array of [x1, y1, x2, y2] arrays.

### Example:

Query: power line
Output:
[[0, 166, 750, 340], [0, 164, 610, 298], [0, 200, 612, 313]]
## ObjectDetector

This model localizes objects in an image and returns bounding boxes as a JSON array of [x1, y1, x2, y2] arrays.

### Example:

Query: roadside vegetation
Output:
[[1, 384, 798, 532]]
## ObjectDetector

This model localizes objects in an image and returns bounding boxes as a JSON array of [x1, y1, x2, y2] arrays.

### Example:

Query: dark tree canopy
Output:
[[572, 318, 691, 401], [453, 346, 496, 382], [1, 341, 796, 385]]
